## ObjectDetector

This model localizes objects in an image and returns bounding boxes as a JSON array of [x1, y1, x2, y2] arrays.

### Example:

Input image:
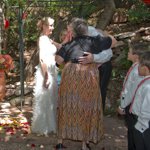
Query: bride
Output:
[[31, 17, 58, 136]]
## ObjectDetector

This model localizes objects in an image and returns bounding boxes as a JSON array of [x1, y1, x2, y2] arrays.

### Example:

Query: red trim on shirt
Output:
[[121, 63, 138, 93], [129, 77, 150, 113]]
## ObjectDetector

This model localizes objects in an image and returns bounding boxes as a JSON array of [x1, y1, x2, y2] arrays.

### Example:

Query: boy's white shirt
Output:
[[131, 76, 150, 133], [120, 63, 144, 108], [88, 26, 113, 63]]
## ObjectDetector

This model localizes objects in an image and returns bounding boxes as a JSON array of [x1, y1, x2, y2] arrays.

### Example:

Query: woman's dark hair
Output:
[[70, 18, 88, 37]]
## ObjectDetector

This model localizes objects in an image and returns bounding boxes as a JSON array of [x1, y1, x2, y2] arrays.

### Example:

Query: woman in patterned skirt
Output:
[[55, 18, 116, 150]]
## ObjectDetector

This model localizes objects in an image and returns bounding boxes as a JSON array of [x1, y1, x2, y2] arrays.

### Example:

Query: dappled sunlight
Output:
[[0, 113, 31, 140], [0, 102, 20, 115], [0, 102, 31, 143], [0, 102, 54, 149]]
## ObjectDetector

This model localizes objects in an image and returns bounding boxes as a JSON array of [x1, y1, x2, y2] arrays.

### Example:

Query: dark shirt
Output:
[[56, 35, 112, 63]]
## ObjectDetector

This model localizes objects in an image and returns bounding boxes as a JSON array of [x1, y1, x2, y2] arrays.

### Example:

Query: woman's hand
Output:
[[52, 40, 62, 50], [62, 30, 73, 44], [55, 55, 64, 65], [78, 52, 94, 64]]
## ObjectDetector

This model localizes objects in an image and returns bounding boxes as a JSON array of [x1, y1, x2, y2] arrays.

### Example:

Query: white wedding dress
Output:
[[31, 35, 58, 135]]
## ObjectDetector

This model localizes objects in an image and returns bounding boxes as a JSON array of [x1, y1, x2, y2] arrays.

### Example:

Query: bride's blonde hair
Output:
[[37, 17, 54, 32]]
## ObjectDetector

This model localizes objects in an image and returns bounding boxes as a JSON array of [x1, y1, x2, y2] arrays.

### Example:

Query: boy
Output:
[[130, 51, 150, 150], [118, 42, 147, 150]]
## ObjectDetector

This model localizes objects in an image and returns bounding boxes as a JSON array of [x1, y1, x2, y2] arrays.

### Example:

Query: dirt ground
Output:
[[0, 101, 127, 150]]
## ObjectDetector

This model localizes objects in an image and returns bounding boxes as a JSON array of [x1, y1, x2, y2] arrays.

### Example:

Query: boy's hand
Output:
[[117, 106, 126, 115]]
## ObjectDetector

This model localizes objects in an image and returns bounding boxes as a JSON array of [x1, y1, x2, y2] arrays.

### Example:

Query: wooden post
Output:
[[0, 5, 3, 54], [18, 6, 25, 111]]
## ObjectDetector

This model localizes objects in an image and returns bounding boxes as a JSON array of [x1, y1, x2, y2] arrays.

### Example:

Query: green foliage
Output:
[[128, 0, 150, 23], [118, 57, 132, 70], [1, 49, 8, 54], [4, 0, 94, 48], [4, 0, 26, 7], [112, 47, 132, 80]]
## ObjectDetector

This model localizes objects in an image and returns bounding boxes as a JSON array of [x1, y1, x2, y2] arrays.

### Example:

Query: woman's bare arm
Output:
[[55, 55, 64, 65]]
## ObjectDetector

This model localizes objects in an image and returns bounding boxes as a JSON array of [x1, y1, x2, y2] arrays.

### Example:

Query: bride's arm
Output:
[[55, 55, 64, 65]]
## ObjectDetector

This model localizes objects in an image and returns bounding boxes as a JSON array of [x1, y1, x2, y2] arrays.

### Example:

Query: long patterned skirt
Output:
[[57, 62, 104, 143]]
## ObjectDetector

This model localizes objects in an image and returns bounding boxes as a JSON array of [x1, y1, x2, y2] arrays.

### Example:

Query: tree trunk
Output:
[[96, 0, 116, 30]]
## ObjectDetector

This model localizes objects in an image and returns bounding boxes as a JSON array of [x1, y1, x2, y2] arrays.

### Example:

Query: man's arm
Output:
[[93, 49, 113, 63], [108, 35, 117, 48]]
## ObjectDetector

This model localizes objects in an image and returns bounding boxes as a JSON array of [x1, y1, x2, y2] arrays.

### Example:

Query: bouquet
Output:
[[0, 52, 14, 101], [0, 54, 14, 72]]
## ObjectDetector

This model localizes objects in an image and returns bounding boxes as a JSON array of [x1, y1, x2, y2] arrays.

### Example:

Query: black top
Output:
[[56, 35, 112, 63]]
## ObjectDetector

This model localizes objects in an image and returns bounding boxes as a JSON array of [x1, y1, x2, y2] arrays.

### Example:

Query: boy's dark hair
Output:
[[129, 41, 150, 56], [139, 51, 150, 70], [70, 18, 88, 37]]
